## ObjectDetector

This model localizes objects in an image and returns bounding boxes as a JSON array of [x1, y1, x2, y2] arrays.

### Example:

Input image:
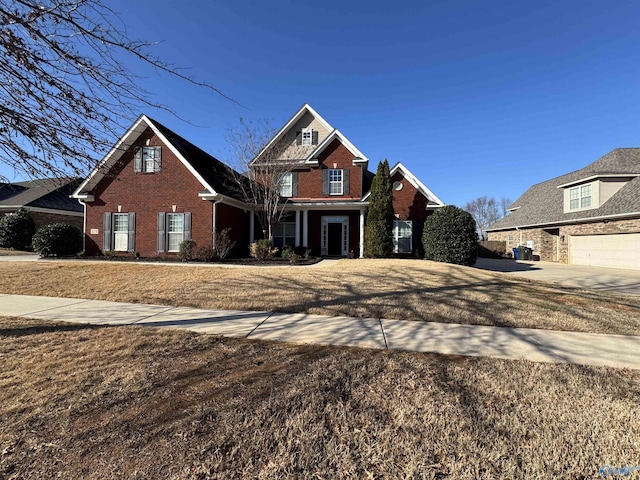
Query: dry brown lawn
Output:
[[0, 259, 638, 335], [1, 316, 639, 479]]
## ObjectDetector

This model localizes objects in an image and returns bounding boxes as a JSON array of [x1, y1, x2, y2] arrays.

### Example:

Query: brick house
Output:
[[0, 178, 83, 230], [486, 149, 640, 270], [72, 105, 445, 258]]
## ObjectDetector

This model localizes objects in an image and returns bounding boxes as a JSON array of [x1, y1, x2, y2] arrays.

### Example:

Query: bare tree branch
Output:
[[0, 0, 238, 181], [225, 118, 306, 242]]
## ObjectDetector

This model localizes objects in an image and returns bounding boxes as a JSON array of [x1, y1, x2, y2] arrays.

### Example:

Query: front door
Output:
[[327, 223, 342, 256], [321, 216, 349, 256]]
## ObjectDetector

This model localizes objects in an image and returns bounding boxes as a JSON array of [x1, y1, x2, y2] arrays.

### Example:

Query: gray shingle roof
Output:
[[0, 178, 83, 212], [487, 148, 640, 231]]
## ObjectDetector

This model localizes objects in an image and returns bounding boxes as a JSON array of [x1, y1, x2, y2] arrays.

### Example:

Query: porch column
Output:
[[249, 211, 255, 243], [295, 210, 301, 246], [359, 208, 365, 258], [302, 210, 309, 247]]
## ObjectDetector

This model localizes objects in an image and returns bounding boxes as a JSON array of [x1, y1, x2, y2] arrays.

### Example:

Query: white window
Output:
[[301, 128, 312, 146], [134, 146, 161, 173], [507, 235, 514, 247], [279, 172, 293, 197], [329, 169, 343, 195], [393, 220, 412, 254], [167, 213, 185, 252], [569, 185, 591, 210], [273, 222, 296, 248], [113, 213, 129, 251]]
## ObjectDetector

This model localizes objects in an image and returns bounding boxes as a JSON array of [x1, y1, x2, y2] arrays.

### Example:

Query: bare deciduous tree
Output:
[[226, 118, 304, 242], [0, 0, 235, 181], [463, 195, 502, 240], [500, 197, 513, 217]]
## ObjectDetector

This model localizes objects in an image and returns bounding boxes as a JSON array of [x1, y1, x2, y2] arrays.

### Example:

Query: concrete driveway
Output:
[[474, 258, 640, 296]]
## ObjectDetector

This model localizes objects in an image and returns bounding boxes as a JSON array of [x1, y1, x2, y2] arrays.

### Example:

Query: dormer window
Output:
[[569, 184, 591, 210]]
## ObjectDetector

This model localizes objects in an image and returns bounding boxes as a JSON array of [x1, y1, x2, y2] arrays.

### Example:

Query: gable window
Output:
[[157, 212, 191, 252], [329, 169, 343, 195], [103, 212, 135, 252], [393, 220, 412, 254], [273, 222, 296, 248], [302, 128, 312, 146], [134, 146, 162, 173], [569, 184, 591, 210], [296, 129, 318, 146]]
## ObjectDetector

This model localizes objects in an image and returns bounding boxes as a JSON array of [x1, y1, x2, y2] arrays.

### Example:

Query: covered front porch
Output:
[[249, 202, 368, 258]]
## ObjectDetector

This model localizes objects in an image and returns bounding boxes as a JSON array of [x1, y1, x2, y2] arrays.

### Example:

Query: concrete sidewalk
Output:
[[2, 294, 640, 370]]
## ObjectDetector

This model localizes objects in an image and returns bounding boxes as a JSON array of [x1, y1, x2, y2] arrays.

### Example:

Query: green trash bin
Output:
[[523, 247, 533, 260], [516, 246, 525, 260]]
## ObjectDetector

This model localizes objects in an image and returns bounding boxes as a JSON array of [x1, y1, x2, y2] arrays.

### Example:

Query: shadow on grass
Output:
[[0, 322, 105, 338]]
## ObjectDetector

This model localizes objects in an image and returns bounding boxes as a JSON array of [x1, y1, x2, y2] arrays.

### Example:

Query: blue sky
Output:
[[16, 0, 640, 207]]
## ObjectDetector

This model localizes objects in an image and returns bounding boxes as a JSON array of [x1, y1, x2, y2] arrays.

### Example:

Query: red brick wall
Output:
[[215, 202, 249, 257], [85, 127, 214, 256], [390, 171, 432, 255], [294, 140, 364, 199]]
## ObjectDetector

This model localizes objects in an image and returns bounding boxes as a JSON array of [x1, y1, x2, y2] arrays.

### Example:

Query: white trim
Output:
[[0, 205, 84, 217], [486, 211, 640, 232], [359, 208, 365, 258], [250, 104, 334, 166], [556, 173, 639, 189], [305, 129, 369, 165], [283, 201, 368, 211], [72, 115, 219, 199], [198, 192, 248, 210], [302, 209, 308, 247], [361, 162, 445, 207], [321, 215, 349, 256]]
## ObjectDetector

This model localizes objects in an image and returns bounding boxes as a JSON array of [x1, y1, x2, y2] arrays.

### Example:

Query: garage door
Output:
[[569, 233, 640, 270]]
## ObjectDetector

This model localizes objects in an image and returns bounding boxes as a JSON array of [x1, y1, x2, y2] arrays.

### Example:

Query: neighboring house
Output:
[[486, 148, 640, 270], [0, 178, 83, 229], [72, 105, 445, 258]]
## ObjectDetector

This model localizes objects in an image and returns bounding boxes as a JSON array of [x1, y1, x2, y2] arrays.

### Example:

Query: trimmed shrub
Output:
[[178, 239, 197, 261], [32, 223, 82, 257], [0, 208, 35, 250], [250, 239, 278, 261], [195, 245, 216, 262], [422, 206, 478, 266], [364, 160, 394, 257]]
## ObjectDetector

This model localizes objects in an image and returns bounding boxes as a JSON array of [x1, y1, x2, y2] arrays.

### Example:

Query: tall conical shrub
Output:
[[364, 159, 394, 257]]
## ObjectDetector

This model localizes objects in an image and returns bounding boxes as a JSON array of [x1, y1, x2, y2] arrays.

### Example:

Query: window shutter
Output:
[[343, 169, 350, 195], [133, 148, 142, 172], [312, 131, 318, 145], [291, 172, 298, 197], [103, 212, 112, 251], [184, 212, 192, 241], [153, 146, 162, 172], [322, 170, 329, 195], [127, 212, 136, 253], [296, 131, 302, 145], [157, 212, 166, 252]]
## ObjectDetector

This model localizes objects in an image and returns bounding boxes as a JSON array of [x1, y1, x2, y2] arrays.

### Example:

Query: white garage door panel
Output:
[[569, 233, 640, 270]]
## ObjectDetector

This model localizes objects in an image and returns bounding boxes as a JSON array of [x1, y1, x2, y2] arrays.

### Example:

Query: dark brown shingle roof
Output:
[[487, 148, 640, 231], [0, 178, 82, 212]]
